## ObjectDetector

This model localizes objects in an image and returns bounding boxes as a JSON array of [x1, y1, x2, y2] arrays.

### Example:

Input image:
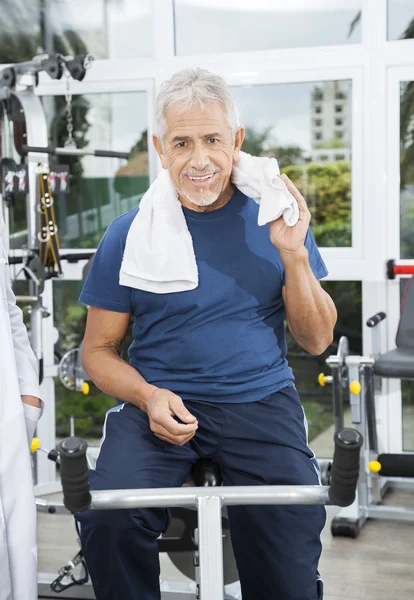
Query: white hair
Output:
[[155, 68, 239, 141]]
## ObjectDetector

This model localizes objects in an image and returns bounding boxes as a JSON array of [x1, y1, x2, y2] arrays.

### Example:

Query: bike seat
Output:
[[191, 458, 223, 487]]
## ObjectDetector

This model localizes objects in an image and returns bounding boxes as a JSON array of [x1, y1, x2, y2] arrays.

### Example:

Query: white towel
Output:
[[119, 151, 299, 294]]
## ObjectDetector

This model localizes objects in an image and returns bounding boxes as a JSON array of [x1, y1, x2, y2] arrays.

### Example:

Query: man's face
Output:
[[153, 102, 244, 209]]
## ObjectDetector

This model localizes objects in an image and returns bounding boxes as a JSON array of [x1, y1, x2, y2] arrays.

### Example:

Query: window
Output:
[[335, 105, 343, 113], [174, 0, 362, 55], [288, 281, 362, 457], [335, 118, 343, 126], [315, 106, 322, 114], [314, 119, 322, 127], [53, 280, 119, 439], [335, 131, 343, 138], [388, 0, 414, 41], [400, 81, 414, 259], [231, 80, 353, 247], [9, 91, 149, 251], [0, 0, 153, 62]]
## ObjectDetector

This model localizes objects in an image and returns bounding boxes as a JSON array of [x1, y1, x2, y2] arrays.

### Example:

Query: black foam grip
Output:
[[377, 454, 414, 478], [328, 428, 363, 507], [387, 259, 395, 280], [366, 311, 386, 328], [47, 448, 60, 466], [94, 149, 130, 159], [8, 256, 24, 265], [57, 437, 91, 513], [21, 144, 55, 155]]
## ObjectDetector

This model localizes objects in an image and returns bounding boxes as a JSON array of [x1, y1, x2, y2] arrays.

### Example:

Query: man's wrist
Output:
[[137, 383, 159, 412], [279, 246, 309, 267]]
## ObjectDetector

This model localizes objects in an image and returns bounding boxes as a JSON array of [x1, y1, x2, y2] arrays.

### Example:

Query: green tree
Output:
[[242, 126, 273, 156], [282, 161, 352, 246], [130, 129, 148, 156]]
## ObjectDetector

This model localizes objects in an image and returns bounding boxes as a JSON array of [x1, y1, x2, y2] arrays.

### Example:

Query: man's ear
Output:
[[233, 126, 245, 162], [153, 134, 168, 169]]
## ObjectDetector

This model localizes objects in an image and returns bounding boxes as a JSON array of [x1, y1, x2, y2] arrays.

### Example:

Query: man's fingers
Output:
[[146, 389, 198, 445], [279, 174, 309, 211], [169, 396, 198, 425], [153, 425, 196, 446], [153, 409, 197, 436]]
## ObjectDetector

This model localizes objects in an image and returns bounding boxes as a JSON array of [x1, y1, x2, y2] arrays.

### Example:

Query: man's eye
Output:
[[207, 138, 218, 144], [176, 141, 186, 148]]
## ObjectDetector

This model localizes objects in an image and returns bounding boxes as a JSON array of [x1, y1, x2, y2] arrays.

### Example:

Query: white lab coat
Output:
[[0, 211, 41, 600]]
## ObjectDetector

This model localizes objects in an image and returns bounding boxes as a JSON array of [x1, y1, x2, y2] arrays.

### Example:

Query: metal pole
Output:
[[197, 496, 224, 600], [69, 416, 75, 437], [88, 485, 331, 511], [331, 368, 344, 432], [12, 85, 55, 488], [22, 144, 129, 160], [12, 88, 48, 370], [1, 104, 11, 253], [362, 361, 378, 453]]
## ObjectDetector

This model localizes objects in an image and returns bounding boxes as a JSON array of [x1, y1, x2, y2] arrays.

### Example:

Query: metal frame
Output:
[[328, 352, 414, 531], [36, 483, 331, 600], [89, 484, 330, 600]]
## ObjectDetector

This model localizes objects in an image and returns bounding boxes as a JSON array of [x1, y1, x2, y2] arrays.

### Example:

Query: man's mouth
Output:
[[186, 172, 217, 186]]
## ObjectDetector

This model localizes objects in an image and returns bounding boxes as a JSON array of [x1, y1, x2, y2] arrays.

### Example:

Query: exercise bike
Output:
[[52, 427, 363, 600]]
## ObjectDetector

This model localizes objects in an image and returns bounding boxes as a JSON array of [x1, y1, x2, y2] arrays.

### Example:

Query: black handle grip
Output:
[[60, 251, 95, 263], [366, 311, 386, 328], [47, 448, 60, 467], [57, 437, 91, 513], [21, 144, 55, 155], [328, 428, 363, 507], [376, 453, 414, 478], [8, 256, 24, 265], [94, 149, 129, 159]]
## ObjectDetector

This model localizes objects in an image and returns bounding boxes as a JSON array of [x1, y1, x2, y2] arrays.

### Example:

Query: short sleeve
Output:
[[79, 214, 134, 313], [281, 228, 328, 285], [304, 228, 328, 280]]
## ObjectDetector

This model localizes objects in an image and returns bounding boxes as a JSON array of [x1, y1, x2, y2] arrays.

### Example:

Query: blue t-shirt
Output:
[[79, 189, 328, 403]]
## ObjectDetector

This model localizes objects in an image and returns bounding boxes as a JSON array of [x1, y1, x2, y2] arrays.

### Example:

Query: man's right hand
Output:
[[143, 388, 198, 446]]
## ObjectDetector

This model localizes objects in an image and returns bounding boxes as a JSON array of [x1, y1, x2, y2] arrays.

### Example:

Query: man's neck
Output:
[[178, 181, 235, 213]]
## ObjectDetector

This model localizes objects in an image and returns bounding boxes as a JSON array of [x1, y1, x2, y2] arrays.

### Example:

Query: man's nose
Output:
[[190, 143, 209, 171]]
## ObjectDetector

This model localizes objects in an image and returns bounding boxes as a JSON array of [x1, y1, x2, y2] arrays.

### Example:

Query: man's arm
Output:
[[82, 306, 198, 445], [269, 173, 337, 356], [281, 249, 337, 355], [81, 307, 156, 409]]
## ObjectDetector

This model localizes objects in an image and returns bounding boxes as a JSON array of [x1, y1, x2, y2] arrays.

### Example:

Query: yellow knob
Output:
[[31, 437, 41, 453], [368, 460, 381, 473], [82, 381, 90, 395], [350, 381, 361, 395], [318, 373, 327, 387]]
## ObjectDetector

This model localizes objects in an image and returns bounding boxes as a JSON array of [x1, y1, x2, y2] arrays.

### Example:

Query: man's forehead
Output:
[[164, 102, 229, 135]]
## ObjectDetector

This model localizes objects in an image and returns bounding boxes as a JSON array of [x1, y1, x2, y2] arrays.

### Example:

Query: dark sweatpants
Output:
[[76, 386, 326, 600]]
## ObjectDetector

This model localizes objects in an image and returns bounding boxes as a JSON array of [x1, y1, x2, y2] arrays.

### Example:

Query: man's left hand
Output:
[[269, 174, 311, 256]]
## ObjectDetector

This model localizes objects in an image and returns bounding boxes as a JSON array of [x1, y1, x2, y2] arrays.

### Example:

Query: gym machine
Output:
[[0, 52, 131, 389], [0, 54, 134, 596], [34, 425, 363, 600], [319, 264, 414, 537]]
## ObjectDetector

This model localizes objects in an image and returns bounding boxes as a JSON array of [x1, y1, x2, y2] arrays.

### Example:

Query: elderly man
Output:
[[0, 209, 42, 599], [78, 68, 337, 600]]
